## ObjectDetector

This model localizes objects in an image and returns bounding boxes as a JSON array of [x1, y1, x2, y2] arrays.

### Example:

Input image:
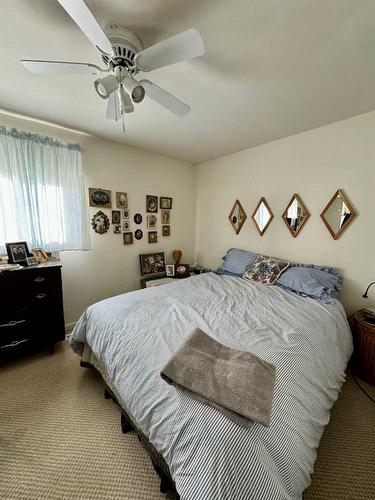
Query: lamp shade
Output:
[[94, 75, 119, 99]]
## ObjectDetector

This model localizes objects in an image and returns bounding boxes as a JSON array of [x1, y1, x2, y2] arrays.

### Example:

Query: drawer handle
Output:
[[0, 319, 26, 328], [34, 276, 46, 283], [1, 339, 29, 349], [35, 293, 47, 300]]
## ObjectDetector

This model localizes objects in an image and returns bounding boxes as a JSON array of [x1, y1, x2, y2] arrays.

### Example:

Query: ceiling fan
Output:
[[21, 0, 205, 131]]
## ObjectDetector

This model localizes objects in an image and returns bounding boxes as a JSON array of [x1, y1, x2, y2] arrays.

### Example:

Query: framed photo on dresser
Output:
[[139, 252, 165, 276], [5, 241, 30, 264]]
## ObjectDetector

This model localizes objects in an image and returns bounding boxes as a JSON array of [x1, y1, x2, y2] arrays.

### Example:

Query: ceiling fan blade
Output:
[[57, 0, 112, 55], [135, 29, 204, 72], [140, 80, 190, 117], [21, 59, 101, 74], [106, 92, 120, 121]]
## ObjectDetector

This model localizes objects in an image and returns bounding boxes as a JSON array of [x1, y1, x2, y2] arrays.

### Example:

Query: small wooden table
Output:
[[350, 309, 375, 385]]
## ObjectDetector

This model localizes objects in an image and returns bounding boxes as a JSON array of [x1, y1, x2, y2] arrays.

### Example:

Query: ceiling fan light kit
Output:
[[21, 0, 205, 131], [94, 74, 119, 99]]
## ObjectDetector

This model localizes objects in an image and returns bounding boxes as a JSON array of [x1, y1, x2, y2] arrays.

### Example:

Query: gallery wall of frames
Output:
[[88, 188, 173, 246], [228, 189, 358, 240]]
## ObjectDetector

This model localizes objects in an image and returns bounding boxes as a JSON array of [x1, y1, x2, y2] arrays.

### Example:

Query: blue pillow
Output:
[[217, 248, 257, 276], [277, 266, 342, 303]]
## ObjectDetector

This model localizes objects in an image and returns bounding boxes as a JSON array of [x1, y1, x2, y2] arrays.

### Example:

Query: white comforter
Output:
[[71, 273, 352, 500]]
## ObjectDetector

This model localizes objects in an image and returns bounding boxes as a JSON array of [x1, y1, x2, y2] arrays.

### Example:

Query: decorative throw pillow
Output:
[[242, 254, 289, 284], [217, 248, 257, 276]]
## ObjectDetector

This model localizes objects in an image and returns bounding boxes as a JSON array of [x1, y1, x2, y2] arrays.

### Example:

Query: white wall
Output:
[[195, 111, 375, 314], [0, 113, 196, 325]]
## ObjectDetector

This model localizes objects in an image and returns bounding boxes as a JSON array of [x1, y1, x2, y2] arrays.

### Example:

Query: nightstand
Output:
[[350, 309, 375, 385], [145, 277, 174, 288]]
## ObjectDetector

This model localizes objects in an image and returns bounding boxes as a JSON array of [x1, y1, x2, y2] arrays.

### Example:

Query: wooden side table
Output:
[[350, 309, 375, 385]]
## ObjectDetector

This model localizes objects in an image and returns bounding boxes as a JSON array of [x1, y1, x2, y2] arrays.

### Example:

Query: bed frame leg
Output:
[[159, 473, 176, 495], [121, 412, 133, 434]]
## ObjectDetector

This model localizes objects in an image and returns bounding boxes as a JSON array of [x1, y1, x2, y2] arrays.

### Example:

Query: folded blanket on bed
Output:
[[160, 329, 276, 427]]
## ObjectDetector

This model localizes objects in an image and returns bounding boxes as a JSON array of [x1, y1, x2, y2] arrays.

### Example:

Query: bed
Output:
[[71, 272, 352, 500]]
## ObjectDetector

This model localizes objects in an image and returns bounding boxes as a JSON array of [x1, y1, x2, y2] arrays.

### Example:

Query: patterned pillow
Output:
[[242, 254, 290, 284]]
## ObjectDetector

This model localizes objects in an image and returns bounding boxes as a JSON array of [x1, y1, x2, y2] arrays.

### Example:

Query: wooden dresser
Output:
[[0, 260, 65, 360]]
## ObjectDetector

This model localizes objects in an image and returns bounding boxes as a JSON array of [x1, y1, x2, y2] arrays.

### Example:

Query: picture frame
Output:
[[89, 188, 111, 208], [116, 192, 128, 209], [123, 209, 130, 219], [166, 264, 175, 277], [161, 210, 170, 225], [148, 231, 158, 243], [160, 197, 172, 210], [134, 213, 142, 225], [134, 229, 143, 240], [6, 241, 30, 264], [112, 210, 121, 224], [113, 225, 121, 234], [162, 225, 170, 236], [146, 195, 158, 213], [139, 252, 165, 276], [123, 232, 134, 245], [26, 256, 38, 266], [91, 210, 110, 234], [147, 214, 157, 229], [31, 247, 49, 264], [123, 221, 130, 232]]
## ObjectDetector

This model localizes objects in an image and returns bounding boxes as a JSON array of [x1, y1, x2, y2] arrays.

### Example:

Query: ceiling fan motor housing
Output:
[[102, 25, 143, 73]]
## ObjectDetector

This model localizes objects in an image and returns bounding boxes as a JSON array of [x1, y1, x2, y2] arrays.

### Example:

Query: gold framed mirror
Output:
[[282, 193, 310, 237], [252, 197, 273, 236], [320, 189, 358, 240], [228, 199, 247, 234]]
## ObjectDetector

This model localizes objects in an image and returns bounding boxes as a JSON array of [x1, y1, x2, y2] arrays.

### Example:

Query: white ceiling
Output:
[[1, 0, 375, 163]]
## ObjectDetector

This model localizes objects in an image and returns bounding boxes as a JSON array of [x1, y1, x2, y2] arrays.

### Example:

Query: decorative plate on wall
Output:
[[134, 213, 143, 224], [320, 189, 358, 240], [135, 229, 143, 240], [228, 200, 247, 234], [252, 197, 273, 236], [282, 194, 310, 237]]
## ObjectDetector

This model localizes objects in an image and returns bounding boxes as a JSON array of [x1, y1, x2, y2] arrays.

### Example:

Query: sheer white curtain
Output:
[[0, 126, 91, 253]]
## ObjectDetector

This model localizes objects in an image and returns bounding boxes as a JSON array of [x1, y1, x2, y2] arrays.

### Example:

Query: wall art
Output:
[[147, 214, 157, 229], [123, 232, 133, 245], [91, 210, 110, 234], [228, 199, 247, 234], [134, 213, 143, 224], [160, 197, 172, 210], [162, 225, 170, 236], [116, 192, 128, 209], [161, 210, 170, 224], [134, 229, 143, 240], [148, 231, 158, 243], [89, 188, 111, 208], [112, 210, 121, 224], [146, 195, 158, 213]]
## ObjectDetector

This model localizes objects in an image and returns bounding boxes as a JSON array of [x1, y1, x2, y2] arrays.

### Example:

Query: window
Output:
[[0, 126, 91, 253]]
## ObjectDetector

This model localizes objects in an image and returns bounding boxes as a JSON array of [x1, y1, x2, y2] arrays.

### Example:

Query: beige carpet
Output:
[[0, 341, 374, 500]]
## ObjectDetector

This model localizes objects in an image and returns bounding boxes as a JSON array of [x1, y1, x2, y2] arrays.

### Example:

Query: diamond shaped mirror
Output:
[[228, 199, 247, 234], [252, 197, 273, 236], [320, 189, 358, 240], [282, 193, 310, 237]]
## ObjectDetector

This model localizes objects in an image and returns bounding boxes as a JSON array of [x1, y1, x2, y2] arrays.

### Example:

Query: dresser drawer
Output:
[[0, 318, 32, 348]]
